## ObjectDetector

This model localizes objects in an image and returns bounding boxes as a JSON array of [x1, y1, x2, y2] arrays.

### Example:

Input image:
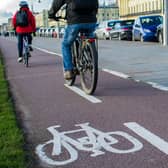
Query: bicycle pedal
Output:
[[73, 69, 80, 75]]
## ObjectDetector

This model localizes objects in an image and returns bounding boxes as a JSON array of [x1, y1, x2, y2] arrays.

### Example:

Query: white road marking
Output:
[[102, 69, 130, 79], [147, 82, 168, 91], [64, 84, 102, 103], [36, 123, 143, 166], [5, 39, 168, 92], [33, 46, 168, 92], [103, 69, 168, 92], [34, 46, 62, 57], [124, 122, 168, 155]]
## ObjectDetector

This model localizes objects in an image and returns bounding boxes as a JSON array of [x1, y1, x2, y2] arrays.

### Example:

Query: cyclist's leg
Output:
[[27, 33, 33, 51], [17, 33, 23, 62], [79, 23, 97, 37], [62, 24, 79, 79]]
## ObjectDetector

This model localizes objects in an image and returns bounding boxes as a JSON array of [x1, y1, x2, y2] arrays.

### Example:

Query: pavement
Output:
[[1, 37, 168, 168]]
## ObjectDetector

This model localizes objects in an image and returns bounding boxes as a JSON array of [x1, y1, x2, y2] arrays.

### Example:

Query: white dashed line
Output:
[[34, 46, 62, 57], [102, 68, 131, 79], [147, 82, 168, 91], [64, 84, 102, 103], [103, 68, 168, 92], [33, 47, 168, 92]]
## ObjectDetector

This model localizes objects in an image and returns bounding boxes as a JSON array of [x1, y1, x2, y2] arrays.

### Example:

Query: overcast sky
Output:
[[0, 0, 116, 24]]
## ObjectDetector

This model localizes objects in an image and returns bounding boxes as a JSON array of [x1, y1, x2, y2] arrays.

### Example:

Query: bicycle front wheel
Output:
[[80, 41, 98, 95]]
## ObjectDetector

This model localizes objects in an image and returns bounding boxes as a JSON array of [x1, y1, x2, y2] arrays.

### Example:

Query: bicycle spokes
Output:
[[80, 42, 98, 94], [65, 38, 98, 95]]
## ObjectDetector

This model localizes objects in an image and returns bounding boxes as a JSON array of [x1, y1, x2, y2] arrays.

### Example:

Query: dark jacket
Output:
[[12, 7, 36, 33], [48, 0, 98, 25]]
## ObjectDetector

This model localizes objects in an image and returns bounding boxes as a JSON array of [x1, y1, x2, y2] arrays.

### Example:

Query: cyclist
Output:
[[12, 1, 36, 62], [48, 0, 98, 79]]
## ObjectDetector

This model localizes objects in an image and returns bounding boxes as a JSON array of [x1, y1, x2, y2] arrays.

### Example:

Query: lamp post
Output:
[[163, 0, 168, 46]]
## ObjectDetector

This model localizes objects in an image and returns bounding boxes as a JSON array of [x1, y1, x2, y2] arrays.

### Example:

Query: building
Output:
[[7, 18, 13, 31], [1, 3, 119, 31], [35, 10, 49, 28], [119, 0, 163, 19], [1, 23, 8, 32], [35, 12, 43, 28], [97, 6, 119, 22], [35, 9, 66, 28]]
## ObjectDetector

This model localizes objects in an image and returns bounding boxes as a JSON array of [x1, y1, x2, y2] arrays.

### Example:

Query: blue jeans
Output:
[[62, 23, 97, 71], [17, 33, 32, 57]]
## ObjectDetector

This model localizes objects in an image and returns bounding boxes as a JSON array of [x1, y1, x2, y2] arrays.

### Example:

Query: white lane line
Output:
[[124, 122, 168, 155], [5, 40, 168, 92], [102, 69, 130, 79], [33, 47, 168, 92], [147, 82, 168, 91], [34, 46, 62, 57], [34, 46, 102, 103], [64, 84, 102, 103], [103, 69, 168, 92]]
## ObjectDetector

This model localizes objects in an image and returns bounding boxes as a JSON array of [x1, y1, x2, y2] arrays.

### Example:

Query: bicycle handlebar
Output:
[[49, 16, 65, 21]]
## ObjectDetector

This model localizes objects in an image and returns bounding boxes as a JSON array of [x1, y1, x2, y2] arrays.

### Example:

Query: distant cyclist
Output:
[[48, 0, 98, 79], [12, 1, 36, 62]]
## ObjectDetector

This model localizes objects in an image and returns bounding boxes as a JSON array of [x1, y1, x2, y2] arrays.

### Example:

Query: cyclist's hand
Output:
[[48, 14, 57, 20], [53, 16, 60, 21], [48, 15, 62, 21]]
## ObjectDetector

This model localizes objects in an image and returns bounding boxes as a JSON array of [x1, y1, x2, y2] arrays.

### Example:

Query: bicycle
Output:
[[55, 17, 98, 95], [22, 35, 30, 67]]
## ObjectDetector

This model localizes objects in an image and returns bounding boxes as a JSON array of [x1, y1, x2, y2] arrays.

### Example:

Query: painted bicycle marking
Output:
[[36, 122, 143, 166]]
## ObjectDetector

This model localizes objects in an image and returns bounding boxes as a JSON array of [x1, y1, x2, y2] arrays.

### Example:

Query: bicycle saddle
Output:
[[79, 29, 91, 36]]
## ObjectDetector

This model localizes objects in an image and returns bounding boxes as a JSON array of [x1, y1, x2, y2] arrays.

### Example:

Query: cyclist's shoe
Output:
[[29, 45, 33, 51], [64, 70, 73, 80], [17, 57, 23, 63]]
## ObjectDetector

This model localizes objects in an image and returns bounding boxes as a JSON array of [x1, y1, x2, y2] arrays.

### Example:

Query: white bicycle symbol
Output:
[[36, 123, 143, 166]]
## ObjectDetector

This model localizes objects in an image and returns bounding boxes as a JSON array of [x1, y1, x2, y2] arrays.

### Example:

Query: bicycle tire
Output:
[[24, 52, 29, 67], [65, 42, 77, 86], [80, 41, 98, 95], [23, 36, 29, 68]]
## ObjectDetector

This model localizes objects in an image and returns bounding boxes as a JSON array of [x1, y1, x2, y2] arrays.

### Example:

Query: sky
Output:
[[0, 0, 116, 24]]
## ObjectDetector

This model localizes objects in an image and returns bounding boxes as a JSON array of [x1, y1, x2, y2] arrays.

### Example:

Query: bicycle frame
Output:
[[74, 33, 98, 70], [69, 31, 99, 94]]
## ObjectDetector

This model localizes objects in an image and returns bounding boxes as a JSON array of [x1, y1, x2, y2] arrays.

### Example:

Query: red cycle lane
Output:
[[0, 38, 168, 168]]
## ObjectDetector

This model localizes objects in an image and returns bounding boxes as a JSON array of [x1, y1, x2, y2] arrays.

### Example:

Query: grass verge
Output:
[[0, 50, 27, 168]]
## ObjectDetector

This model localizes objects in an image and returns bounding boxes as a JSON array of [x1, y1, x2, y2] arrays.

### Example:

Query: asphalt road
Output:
[[6, 36, 168, 89], [1, 37, 168, 168]]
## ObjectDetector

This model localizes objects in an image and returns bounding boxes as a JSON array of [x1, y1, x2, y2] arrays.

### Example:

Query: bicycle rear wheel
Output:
[[80, 41, 98, 94], [24, 52, 29, 67], [65, 43, 77, 86]]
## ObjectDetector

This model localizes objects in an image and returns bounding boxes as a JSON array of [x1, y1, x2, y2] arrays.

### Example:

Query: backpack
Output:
[[71, 0, 98, 13], [16, 10, 29, 27]]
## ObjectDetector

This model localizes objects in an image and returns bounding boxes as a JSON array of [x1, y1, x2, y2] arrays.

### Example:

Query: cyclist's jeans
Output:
[[17, 33, 32, 57], [62, 23, 97, 71]]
